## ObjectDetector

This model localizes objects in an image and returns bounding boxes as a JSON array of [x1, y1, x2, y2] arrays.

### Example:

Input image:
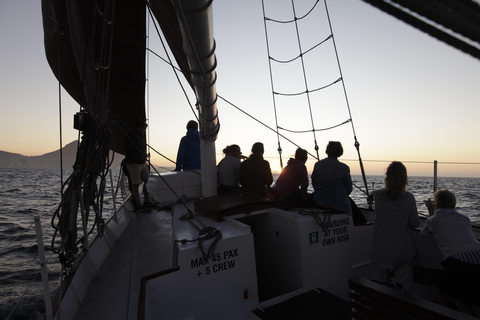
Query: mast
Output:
[[173, 0, 220, 197]]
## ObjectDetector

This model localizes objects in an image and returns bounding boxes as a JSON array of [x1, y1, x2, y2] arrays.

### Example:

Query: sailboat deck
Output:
[[72, 203, 358, 320], [74, 207, 173, 320]]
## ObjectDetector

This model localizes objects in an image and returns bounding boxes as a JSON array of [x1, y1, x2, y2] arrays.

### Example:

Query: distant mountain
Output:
[[0, 141, 123, 169]]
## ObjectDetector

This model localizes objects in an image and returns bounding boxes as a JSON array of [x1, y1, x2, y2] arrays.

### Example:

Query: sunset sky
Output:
[[1, 0, 479, 177]]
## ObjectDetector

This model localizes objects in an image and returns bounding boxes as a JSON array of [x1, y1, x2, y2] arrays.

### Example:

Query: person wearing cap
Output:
[[123, 120, 151, 209], [239, 142, 273, 196], [174, 120, 201, 171]]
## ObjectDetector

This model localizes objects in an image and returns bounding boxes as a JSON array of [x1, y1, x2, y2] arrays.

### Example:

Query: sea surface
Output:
[[1, 168, 480, 320]]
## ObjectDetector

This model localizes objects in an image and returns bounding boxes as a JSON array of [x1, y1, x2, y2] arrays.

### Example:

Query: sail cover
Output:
[[42, 0, 218, 154]]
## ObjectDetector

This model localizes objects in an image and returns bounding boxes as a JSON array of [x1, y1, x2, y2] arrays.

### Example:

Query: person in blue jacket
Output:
[[174, 120, 201, 171]]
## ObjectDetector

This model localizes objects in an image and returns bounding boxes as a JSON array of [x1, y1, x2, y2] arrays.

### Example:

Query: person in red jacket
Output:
[[273, 148, 309, 209]]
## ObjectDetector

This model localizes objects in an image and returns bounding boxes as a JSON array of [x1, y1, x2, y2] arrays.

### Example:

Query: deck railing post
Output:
[[433, 160, 438, 193], [34, 216, 53, 320]]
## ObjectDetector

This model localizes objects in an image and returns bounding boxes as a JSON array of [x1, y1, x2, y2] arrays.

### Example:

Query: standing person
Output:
[[421, 189, 480, 316], [371, 161, 420, 294], [272, 148, 309, 209], [123, 120, 151, 209], [239, 142, 273, 196], [217, 144, 244, 194], [174, 120, 201, 171]]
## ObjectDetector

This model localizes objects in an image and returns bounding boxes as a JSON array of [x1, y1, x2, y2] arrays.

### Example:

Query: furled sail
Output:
[[41, 0, 218, 154]]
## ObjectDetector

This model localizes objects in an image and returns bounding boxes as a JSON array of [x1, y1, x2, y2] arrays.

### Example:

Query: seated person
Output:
[[217, 144, 244, 194], [421, 189, 480, 316], [272, 148, 309, 209], [239, 142, 273, 196], [309, 141, 366, 224], [174, 120, 201, 171]]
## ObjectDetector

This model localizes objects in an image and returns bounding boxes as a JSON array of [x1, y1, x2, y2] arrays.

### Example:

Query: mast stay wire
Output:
[[323, 0, 371, 207], [145, 1, 199, 123], [261, 0, 284, 170], [261, 0, 326, 166], [291, 0, 321, 161], [146, 8, 151, 158], [144, 44, 321, 161], [260, 0, 371, 202], [143, 2, 366, 197]]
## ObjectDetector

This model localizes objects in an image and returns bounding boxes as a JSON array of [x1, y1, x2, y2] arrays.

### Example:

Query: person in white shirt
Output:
[[217, 144, 244, 194], [422, 189, 480, 316]]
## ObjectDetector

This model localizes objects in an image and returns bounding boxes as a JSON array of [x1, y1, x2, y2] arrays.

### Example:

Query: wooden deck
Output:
[[74, 207, 173, 320]]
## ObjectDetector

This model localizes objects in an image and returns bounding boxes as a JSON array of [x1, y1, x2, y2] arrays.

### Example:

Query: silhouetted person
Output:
[[372, 161, 419, 294], [273, 148, 309, 209], [421, 189, 480, 316], [311, 141, 352, 213], [217, 144, 244, 194], [174, 120, 201, 171], [239, 142, 273, 196], [123, 120, 151, 209]]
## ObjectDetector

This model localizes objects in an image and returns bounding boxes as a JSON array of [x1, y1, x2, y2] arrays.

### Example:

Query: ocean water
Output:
[[1, 168, 479, 319]]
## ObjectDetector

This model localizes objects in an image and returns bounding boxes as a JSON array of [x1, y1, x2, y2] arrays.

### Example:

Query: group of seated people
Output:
[[220, 142, 480, 315], [216, 141, 366, 223]]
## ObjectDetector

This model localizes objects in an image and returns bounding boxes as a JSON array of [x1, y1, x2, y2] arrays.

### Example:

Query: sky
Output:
[[1, 0, 480, 178]]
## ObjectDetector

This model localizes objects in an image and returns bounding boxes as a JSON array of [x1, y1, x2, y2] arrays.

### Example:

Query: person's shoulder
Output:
[[338, 160, 350, 170], [403, 191, 416, 200], [373, 189, 386, 198], [187, 129, 200, 140]]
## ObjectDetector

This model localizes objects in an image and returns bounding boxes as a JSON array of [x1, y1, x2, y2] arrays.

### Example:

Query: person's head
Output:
[[384, 161, 408, 200], [134, 120, 148, 133], [187, 120, 198, 130], [434, 189, 456, 209], [295, 148, 308, 163], [326, 141, 343, 158], [251, 142, 264, 156], [223, 144, 242, 158]]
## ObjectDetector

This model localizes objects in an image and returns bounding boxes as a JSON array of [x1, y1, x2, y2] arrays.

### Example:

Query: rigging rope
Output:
[[262, 0, 325, 162], [298, 208, 332, 233], [292, 0, 320, 160], [261, 0, 284, 169], [260, 0, 371, 203], [323, 0, 371, 207], [274, 78, 342, 96], [145, 1, 199, 123], [56, 20, 64, 189]]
